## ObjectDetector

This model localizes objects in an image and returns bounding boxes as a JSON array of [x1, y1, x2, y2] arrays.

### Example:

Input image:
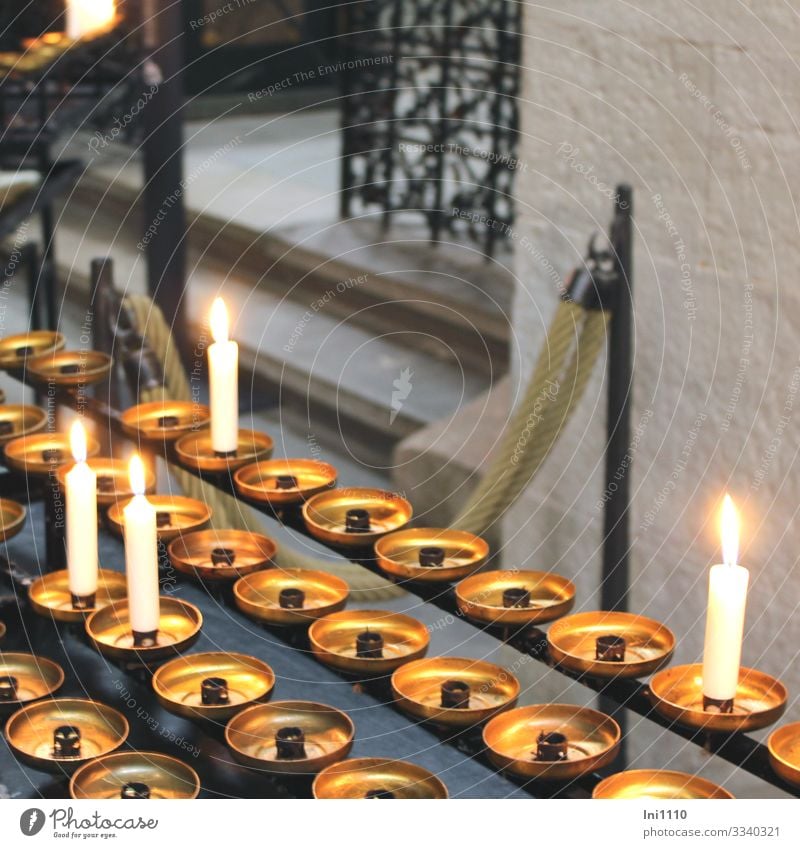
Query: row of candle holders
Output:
[[0, 332, 797, 798]]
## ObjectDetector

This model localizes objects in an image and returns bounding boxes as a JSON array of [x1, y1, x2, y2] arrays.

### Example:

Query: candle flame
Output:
[[128, 454, 146, 497], [70, 420, 87, 463], [210, 297, 229, 344], [720, 493, 739, 567]]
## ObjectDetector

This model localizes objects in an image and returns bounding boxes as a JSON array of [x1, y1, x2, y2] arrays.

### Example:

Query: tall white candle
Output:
[[208, 297, 239, 454], [65, 420, 98, 599], [123, 454, 160, 635], [66, 0, 115, 40], [701, 494, 749, 703]]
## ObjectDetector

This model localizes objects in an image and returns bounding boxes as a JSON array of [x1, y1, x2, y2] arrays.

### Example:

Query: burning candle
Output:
[[66, 0, 115, 40], [123, 455, 160, 644], [701, 494, 749, 711], [65, 421, 98, 607], [208, 297, 239, 455]]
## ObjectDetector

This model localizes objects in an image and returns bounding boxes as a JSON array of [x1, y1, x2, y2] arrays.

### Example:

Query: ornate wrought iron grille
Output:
[[339, 0, 521, 257]]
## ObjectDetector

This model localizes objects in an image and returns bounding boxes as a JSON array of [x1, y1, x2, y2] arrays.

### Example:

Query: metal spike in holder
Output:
[[174, 428, 274, 474], [375, 528, 489, 583], [303, 488, 413, 548], [70, 751, 201, 799], [120, 400, 210, 443], [483, 703, 621, 781], [226, 700, 354, 774], [28, 569, 128, 623], [4, 431, 101, 476], [153, 651, 276, 721], [592, 769, 734, 799], [106, 495, 212, 543], [233, 458, 338, 507], [313, 757, 448, 799], [0, 653, 64, 716], [167, 529, 276, 584], [5, 697, 129, 773], [0, 404, 47, 444]]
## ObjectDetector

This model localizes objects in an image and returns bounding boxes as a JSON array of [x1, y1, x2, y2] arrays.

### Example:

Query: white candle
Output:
[[701, 494, 749, 703], [208, 297, 239, 454], [65, 420, 98, 599], [66, 0, 115, 40], [123, 454, 160, 635]]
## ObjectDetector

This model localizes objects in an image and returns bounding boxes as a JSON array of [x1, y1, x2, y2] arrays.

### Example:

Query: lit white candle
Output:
[[123, 454, 160, 636], [66, 0, 115, 40], [208, 297, 239, 454], [65, 420, 98, 601], [701, 494, 749, 704]]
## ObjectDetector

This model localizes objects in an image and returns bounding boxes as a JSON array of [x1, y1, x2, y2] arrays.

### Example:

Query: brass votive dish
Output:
[[85, 598, 203, 663], [0, 330, 64, 370], [167, 529, 276, 583], [56, 457, 156, 507], [309, 610, 430, 676], [0, 404, 47, 444], [303, 488, 413, 548], [0, 498, 26, 542], [548, 611, 675, 679], [106, 495, 212, 543], [234, 568, 349, 627], [4, 431, 101, 475], [70, 751, 201, 799], [226, 700, 354, 774], [153, 651, 275, 722], [456, 569, 576, 626], [0, 653, 64, 715], [313, 757, 448, 799], [483, 703, 621, 781], [375, 528, 489, 583], [593, 769, 734, 799], [768, 723, 800, 788], [234, 458, 338, 506], [648, 664, 787, 733], [5, 698, 128, 773], [120, 400, 211, 442], [27, 350, 113, 387], [174, 428, 274, 473], [28, 569, 128, 623], [391, 657, 519, 728]]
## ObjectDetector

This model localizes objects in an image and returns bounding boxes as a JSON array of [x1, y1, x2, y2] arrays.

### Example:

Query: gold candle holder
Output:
[[0, 498, 26, 542], [592, 769, 734, 799], [85, 598, 203, 663], [391, 657, 519, 728], [56, 457, 156, 507], [28, 569, 128, 623], [547, 611, 675, 679], [648, 664, 788, 733], [0, 653, 64, 716], [5, 697, 129, 773], [226, 700, 354, 774], [456, 569, 576, 626], [313, 757, 448, 799], [167, 529, 276, 583], [106, 495, 212, 543], [768, 723, 800, 789], [70, 751, 201, 799], [174, 428, 274, 473], [309, 610, 430, 677], [4, 431, 101, 475], [303, 487, 413, 548], [153, 651, 276, 722], [234, 458, 337, 507], [0, 404, 47, 444], [120, 400, 211, 442], [233, 568, 349, 627], [0, 331, 64, 370], [483, 703, 621, 781], [27, 350, 113, 387], [375, 528, 489, 583]]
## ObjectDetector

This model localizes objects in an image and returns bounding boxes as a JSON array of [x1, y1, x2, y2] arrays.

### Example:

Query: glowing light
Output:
[[210, 297, 229, 345], [70, 420, 87, 463], [128, 454, 146, 497], [720, 494, 740, 567]]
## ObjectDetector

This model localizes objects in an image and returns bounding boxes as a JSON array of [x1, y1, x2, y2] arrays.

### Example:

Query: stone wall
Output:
[[509, 1, 800, 775]]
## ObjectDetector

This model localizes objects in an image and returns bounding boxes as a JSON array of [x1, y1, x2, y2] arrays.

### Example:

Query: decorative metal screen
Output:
[[339, 0, 521, 257]]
